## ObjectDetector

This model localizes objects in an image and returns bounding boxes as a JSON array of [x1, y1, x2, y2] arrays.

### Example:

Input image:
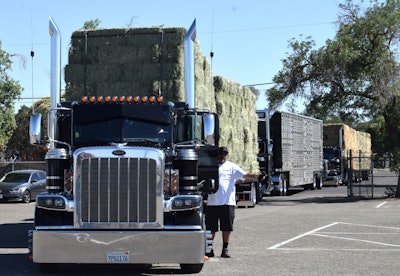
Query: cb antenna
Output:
[[30, 8, 35, 114], [210, 8, 215, 71]]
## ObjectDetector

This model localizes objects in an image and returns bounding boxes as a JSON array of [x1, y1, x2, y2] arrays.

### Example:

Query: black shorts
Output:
[[205, 205, 235, 232]]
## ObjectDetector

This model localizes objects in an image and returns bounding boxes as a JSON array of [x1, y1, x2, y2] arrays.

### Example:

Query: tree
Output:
[[0, 41, 23, 153], [6, 98, 49, 161], [267, 0, 400, 153], [81, 18, 101, 30]]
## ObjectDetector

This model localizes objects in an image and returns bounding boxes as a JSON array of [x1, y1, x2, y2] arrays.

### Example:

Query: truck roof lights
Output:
[[80, 95, 164, 104]]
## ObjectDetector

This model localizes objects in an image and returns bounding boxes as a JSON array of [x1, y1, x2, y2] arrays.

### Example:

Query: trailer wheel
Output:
[[249, 183, 257, 208], [279, 175, 287, 196], [180, 263, 203, 273], [309, 175, 317, 190], [316, 176, 323, 189], [256, 182, 263, 203]]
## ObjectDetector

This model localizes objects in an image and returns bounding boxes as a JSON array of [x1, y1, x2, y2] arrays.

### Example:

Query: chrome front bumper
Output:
[[31, 229, 206, 264]]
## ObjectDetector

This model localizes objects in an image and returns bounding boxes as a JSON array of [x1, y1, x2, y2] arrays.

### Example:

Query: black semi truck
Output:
[[28, 18, 219, 273]]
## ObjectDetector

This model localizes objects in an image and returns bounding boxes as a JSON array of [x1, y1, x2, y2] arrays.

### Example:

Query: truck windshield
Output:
[[74, 118, 170, 147]]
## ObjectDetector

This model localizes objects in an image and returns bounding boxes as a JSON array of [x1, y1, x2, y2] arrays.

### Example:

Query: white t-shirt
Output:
[[207, 160, 246, 206]]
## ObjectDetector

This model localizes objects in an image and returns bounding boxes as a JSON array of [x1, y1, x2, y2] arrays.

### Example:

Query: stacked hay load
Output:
[[64, 26, 258, 172]]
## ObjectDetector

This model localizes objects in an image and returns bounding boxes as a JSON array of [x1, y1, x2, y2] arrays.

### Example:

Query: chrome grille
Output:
[[80, 157, 157, 225]]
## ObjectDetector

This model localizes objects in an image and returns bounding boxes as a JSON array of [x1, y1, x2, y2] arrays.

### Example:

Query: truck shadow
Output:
[[0, 222, 199, 275], [258, 195, 368, 205]]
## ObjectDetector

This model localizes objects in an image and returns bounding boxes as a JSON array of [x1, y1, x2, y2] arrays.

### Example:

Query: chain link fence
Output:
[[347, 155, 398, 198]]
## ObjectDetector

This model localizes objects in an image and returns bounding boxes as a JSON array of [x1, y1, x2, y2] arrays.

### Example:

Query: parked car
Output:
[[0, 170, 46, 203]]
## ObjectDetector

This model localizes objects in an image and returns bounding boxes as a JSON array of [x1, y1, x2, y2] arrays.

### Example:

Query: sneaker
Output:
[[220, 249, 230, 258], [205, 249, 214, 258]]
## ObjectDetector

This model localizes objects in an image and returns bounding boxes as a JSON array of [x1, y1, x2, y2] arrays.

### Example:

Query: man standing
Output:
[[206, 146, 259, 258]]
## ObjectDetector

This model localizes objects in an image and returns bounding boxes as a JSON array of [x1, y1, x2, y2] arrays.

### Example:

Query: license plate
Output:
[[0, 194, 3, 199], [107, 251, 129, 263]]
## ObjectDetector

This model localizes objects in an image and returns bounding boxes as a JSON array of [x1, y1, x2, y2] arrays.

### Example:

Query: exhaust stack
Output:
[[48, 17, 61, 149], [184, 19, 196, 109]]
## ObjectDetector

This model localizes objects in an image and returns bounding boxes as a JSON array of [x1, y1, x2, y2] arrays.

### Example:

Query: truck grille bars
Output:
[[75, 148, 164, 229]]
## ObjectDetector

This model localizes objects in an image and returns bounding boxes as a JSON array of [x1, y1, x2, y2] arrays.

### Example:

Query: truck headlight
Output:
[[170, 195, 202, 211], [37, 195, 66, 210], [164, 195, 203, 211]]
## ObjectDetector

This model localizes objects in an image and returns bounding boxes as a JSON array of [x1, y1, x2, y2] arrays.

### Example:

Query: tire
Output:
[[22, 190, 31, 203], [316, 176, 323, 189], [256, 182, 263, 203], [249, 183, 256, 208], [310, 175, 317, 190], [180, 263, 203, 273], [279, 175, 287, 196]]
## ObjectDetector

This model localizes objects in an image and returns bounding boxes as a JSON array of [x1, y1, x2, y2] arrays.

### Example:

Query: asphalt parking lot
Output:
[[1, 170, 400, 275]]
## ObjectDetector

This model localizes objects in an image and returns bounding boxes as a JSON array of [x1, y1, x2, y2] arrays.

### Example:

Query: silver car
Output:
[[0, 170, 46, 203]]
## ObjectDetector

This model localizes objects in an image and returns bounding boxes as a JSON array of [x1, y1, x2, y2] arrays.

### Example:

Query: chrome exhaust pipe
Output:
[[184, 19, 196, 109], [48, 17, 61, 149]]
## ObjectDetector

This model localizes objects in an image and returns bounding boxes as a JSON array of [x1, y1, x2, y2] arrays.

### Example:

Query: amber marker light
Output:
[[97, 96, 104, 103], [119, 96, 126, 102], [126, 96, 133, 103], [133, 96, 140, 103], [105, 96, 111, 103], [112, 96, 118, 103], [81, 96, 88, 103], [157, 96, 163, 103], [141, 96, 148, 103], [149, 96, 155, 103]]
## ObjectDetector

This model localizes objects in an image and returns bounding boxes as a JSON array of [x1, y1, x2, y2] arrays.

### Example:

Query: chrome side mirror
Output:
[[29, 113, 42, 145], [203, 113, 215, 145]]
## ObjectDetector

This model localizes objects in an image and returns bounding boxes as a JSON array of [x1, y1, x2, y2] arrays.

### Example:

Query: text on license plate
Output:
[[107, 251, 129, 263]]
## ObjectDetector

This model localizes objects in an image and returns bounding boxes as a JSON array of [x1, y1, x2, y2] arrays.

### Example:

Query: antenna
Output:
[[31, 48, 35, 113], [208, 9, 215, 110], [31, 8, 35, 113], [210, 8, 215, 71]]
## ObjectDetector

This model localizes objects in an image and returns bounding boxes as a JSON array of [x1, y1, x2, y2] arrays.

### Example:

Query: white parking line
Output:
[[312, 233, 400, 248], [268, 222, 400, 250], [268, 222, 339, 249], [375, 201, 387, 208], [0, 248, 29, 254]]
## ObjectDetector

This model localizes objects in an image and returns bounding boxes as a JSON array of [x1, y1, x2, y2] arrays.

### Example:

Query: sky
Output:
[[1, 0, 366, 112]]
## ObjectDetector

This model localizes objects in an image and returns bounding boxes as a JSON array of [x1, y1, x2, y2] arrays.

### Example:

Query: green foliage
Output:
[[6, 102, 48, 161], [81, 18, 101, 30], [267, 0, 400, 154], [0, 41, 23, 152]]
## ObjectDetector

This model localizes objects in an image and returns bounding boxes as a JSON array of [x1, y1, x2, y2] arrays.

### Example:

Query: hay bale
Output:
[[65, 26, 259, 173]]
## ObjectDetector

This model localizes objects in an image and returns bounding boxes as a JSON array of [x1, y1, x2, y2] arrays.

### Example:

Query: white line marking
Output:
[[268, 222, 339, 249], [375, 201, 387, 208], [272, 248, 400, 252], [337, 221, 400, 230], [312, 233, 400, 248], [0, 248, 29, 254], [318, 232, 400, 235]]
